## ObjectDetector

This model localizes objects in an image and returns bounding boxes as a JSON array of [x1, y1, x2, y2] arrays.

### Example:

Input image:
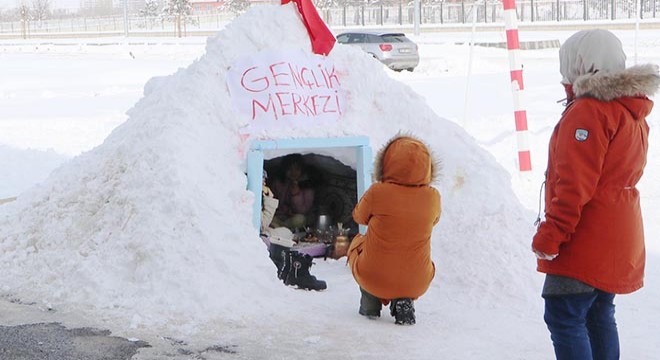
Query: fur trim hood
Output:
[[573, 63, 660, 102], [373, 134, 440, 186], [559, 30, 660, 102]]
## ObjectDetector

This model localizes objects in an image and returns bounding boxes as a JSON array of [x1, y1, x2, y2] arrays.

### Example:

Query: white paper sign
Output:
[[226, 49, 345, 134]]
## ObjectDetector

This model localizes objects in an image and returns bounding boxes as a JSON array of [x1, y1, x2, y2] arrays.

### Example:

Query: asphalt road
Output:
[[0, 322, 149, 360]]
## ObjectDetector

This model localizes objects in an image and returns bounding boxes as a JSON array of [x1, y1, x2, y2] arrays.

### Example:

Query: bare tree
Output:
[[162, 0, 192, 37], [314, 0, 340, 8], [140, 0, 161, 17], [222, 0, 251, 15], [31, 0, 50, 25], [140, 0, 161, 28], [18, 2, 31, 38]]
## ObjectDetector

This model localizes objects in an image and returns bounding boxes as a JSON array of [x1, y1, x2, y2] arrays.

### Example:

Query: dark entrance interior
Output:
[[264, 152, 359, 239]]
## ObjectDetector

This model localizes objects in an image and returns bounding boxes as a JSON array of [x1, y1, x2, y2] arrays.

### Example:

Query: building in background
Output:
[[191, 0, 223, 14]]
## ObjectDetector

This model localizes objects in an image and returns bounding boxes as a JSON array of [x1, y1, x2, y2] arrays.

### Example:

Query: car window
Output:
[[336, 34, 349, 44], [380, 34, 410, 43], [366, 35, 382, 43], [349, 33, 366, 43]]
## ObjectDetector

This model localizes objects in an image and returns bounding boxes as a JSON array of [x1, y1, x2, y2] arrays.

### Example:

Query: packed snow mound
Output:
[[0, 3, 538, 334], [0, 145, 67, 199]]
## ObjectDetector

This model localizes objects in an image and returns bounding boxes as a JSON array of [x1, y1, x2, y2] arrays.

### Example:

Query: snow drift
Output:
[[0, 3, 538, 336]]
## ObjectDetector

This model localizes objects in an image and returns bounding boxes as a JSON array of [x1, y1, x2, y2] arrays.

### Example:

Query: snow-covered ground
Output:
[[1, 7, 659, 359]]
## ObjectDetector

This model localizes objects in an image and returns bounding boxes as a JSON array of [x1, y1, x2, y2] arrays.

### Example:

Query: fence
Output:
[[322, 0, 659, 27], [0, 13, 235, 37], [1, 0, 659, 37]]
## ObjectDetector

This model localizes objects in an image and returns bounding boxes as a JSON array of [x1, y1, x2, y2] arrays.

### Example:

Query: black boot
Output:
[[268, 243, 291, 282], [390, 298, 415, 325], [358, 288, 382, 319], [284, 252, 327, 291]]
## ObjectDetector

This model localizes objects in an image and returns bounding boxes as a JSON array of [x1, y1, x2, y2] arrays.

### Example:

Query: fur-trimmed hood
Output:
[[573, 64, 660, 102], [373, 134, 439, 186], [558, 29, 660, 103]]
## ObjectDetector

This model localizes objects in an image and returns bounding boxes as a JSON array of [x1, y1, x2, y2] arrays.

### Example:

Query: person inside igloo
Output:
[[270, 153, 318, 232], [261, 169, 326, 291]]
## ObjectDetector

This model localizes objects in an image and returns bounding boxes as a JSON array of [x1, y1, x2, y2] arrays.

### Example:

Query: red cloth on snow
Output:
[[282, 0, 335, 56]]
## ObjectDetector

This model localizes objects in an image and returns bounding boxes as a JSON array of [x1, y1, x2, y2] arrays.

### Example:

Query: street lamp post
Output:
[[123, 0, 129, 37], [414, 0, 420, 35]]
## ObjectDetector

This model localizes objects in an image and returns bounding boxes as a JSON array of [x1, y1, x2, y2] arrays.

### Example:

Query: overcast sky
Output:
[[0, 0, 80, 11]]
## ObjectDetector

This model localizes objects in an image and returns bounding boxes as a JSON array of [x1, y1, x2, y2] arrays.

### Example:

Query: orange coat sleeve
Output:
[[433, 190, 442, 226], [532, 101, 613, 255], [352, 185, 374, 226]]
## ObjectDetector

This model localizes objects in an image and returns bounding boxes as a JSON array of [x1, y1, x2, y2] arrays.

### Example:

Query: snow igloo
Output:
[[0, 1, 538, 340]]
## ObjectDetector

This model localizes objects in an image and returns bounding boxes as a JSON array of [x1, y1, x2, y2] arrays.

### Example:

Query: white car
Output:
[[336, 31, 420, 72]]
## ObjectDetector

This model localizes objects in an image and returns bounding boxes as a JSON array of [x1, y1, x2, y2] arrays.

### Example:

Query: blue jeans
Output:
[[544, 290, 620, 360]]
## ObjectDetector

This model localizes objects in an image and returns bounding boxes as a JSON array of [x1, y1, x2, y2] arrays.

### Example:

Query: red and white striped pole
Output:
[[503, 0, 532, 172]]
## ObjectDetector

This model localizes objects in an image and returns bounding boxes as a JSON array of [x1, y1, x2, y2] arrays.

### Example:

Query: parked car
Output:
[[335, 32, 419, 72]]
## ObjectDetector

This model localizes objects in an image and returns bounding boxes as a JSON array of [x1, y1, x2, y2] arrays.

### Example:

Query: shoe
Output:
[[390, 298, 415, 325], [268, 243, 291, 282], [284, 252, 327, 291], [358, 307, 380, 319]]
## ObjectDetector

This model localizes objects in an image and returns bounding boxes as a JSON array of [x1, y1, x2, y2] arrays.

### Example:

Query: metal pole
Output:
[[342, 6, 346, 27], [463, 0, 480, 128], [503, 0, 532, 173], [439, 1, 443, 24], [484, 0, 488, 23], [414, 0, 420, 35], [123, 0, 128, 37], [557, 0, 560, 21], [380, 3, 383, 25], [361, 5, 364, 26], [654, 0, 656, 18], [635, 0, 641, 63]]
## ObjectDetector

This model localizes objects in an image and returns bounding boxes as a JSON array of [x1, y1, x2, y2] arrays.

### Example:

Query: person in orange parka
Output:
[[532, 29, 660, 359], [347, 134, 440, 325]]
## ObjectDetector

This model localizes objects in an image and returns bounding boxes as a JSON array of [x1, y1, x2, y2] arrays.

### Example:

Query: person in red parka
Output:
[[532, 29, 660, 359], [347, 134, 440, 325]]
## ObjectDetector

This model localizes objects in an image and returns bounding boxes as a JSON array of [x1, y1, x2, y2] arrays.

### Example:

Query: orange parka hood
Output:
[[373, 135, 439, 186]]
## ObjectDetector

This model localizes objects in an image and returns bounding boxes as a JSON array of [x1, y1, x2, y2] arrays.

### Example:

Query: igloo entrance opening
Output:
[[247, 136, 373, 251]]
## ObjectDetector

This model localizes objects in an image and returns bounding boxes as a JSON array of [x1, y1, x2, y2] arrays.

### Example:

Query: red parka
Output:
[[533, 64, 660, 294], [348, 135, 440, 300]]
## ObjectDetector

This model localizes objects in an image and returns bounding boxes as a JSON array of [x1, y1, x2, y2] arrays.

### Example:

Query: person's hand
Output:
[[533, 248, 558, 261], [262, 185, 273, 197]]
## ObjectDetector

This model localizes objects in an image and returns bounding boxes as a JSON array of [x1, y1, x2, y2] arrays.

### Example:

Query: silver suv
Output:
[[336, 32, 419, 72]]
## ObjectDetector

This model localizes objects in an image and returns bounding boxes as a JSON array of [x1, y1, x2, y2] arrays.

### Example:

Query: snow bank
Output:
[[0, 3, 538, 335]]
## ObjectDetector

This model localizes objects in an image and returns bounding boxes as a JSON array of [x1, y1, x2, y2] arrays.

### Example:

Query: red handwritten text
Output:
[[239, 60, 342, 120]]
